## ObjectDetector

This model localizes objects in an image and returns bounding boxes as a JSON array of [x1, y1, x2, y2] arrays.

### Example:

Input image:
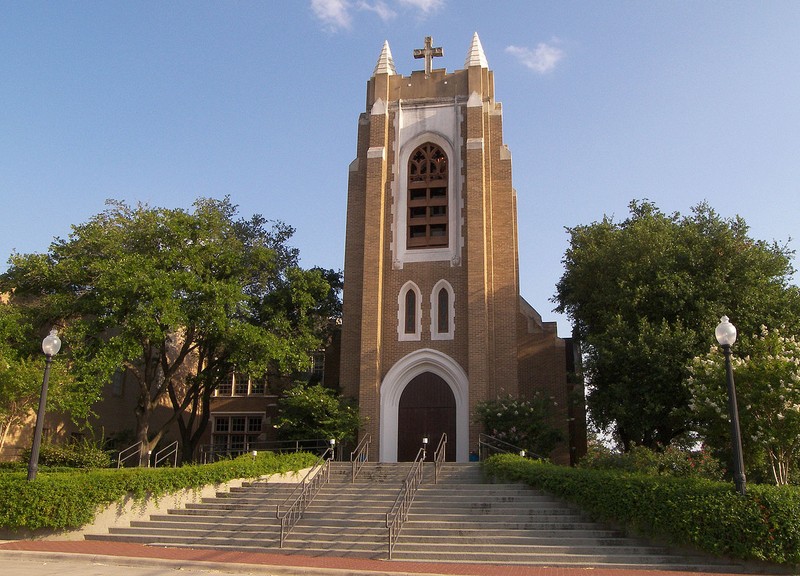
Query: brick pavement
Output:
[[0, 539, 780, 576]]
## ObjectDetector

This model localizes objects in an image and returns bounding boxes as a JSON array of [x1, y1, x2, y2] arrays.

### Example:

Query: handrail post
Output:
[[433, 433, 447, 484], [349, 433, 371, 483], [276, 446, 334, 548], [386, 446, 426, 559]]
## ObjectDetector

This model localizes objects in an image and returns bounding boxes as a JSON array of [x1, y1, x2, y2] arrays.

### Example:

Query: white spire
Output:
[[373, 40, 397, 76], [464, 32, 489, 69]]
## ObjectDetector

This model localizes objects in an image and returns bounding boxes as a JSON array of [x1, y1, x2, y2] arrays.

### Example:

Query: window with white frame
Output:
[[398, 281, 422, 341], [311, 351, 325, 383], [215, 373, 268, 397], [212, 414, 263, 456], [430, 279, 455, 340]]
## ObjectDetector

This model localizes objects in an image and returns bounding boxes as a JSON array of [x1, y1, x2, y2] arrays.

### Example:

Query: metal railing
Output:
[[154, 440, 178, 468], [350, 433, 371, 482], [433, 433, 447, 484], [386, 447, 425, 559], [198, 438, 332, 463], [117, 441, 143, 468], [478, 433, 542, 461], [276, 446, 334, 548]]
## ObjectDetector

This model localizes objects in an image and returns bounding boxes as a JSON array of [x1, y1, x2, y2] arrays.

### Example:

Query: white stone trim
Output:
[[367, 146, 385, 160], [390, 102, 463, 267], [467, 90, 483, 108], [371, 98, 387, 116], [397, 281, 422, 341], [430, 279, 455, 340], [466, 137, 484, 150], [379, 349, 469, 462]]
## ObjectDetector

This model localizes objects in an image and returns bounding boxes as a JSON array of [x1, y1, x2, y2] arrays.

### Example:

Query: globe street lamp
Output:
[[27, 329, 62, 481], [715, 316, 747, 496]]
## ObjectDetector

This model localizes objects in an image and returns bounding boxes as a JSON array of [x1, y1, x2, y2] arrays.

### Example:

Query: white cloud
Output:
[[397, 0, 445, 15], [310, 0, 352, 31], [310, 0, 440, 32], [356, 1, 397, 21], [506, 41, 565, 74]]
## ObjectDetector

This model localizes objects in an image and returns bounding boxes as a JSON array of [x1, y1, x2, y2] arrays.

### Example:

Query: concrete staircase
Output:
[[86, 461, 743, 571]]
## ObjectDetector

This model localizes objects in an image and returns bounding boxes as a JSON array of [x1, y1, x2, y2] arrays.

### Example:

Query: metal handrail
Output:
[[386, 447, 425, 559], [478, 432, 542, 461], [276, 446, 334, 548], [117, 441, 143, 468], [154, 440, 178, 468], [350, 433, 371, 483], [198, 437, 331, 463], [433, 433, 447, 484]]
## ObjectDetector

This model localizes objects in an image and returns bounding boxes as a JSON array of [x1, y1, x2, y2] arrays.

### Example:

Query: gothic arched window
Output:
[[437, 288, 449, 333], [407, 143, 448, 249], [405, 290, 416, 334], [430, 279, 455, 340], [398, 281, 422, 341]]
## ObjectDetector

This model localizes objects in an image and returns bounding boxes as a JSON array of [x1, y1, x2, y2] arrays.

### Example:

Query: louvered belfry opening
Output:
[[407, 143, 448, 249]]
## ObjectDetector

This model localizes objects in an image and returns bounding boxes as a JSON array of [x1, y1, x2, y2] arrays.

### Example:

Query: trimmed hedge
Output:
[[483, 454, 800, 565], [0, 451, 316, 531]]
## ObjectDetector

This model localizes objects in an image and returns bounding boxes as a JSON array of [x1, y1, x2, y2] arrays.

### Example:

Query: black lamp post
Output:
[[715, 316, 747, 496], [27, 329, 62, 481]]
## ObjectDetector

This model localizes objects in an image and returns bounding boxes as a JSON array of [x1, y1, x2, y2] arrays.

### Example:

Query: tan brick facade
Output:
[[341, 36, 585, 465]]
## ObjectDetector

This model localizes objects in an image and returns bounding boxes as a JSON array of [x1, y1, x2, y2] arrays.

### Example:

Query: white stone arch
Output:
[[392, 126, 463, 268], [430, 279, 455, 340], [380, 349, 469, 462], [397, 280, 422, 341]]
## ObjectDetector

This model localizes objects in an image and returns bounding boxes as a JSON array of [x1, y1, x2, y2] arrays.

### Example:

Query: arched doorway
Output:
[[397, 372, 456, 461], [379, 348, 469, 462]]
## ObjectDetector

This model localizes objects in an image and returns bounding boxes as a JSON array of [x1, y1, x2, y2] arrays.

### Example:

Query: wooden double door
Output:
[[397, 372, 456, 461]]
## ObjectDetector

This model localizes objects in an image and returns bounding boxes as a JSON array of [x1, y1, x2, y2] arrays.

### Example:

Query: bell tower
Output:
[[340, 34, 582, 463]]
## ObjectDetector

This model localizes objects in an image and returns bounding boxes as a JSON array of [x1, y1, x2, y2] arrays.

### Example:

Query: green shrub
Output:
[[579, 443, 724, 480], [274, 382, 361, 444], [483, 454, 800, 565], [474, 393, 563, 457], [0, 450, 316, 531], [18, 439, 113, 469]]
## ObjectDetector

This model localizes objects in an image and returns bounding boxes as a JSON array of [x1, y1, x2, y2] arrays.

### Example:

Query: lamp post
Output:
[[715, 316, 747, 496], [27, 329, 62, 481]]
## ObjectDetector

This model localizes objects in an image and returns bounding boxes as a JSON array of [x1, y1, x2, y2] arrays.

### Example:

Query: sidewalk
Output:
[[0, 539, 771, 576]]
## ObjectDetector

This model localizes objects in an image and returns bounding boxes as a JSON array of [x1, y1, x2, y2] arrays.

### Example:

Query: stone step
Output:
[[168, 541, 384, 559], [400, 525, 621, 537], [84, 461, 745, 572], [388, 549, 730, 569]]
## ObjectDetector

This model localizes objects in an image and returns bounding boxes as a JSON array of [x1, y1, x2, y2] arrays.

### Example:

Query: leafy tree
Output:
[[0, 302, 80, 451], [555, 200, 799, 450], [273, 382, 361, 444], [474, 393, 564, 457], [1, 198, 340, 462], [688, 326, 800, 485], [578, 442, 724, 480]]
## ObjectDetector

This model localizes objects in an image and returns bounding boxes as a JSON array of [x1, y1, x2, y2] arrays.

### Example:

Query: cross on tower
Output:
[[413, 36, 443, 77]]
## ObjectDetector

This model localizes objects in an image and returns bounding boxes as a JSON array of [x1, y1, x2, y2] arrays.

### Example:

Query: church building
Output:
[[340, 34, 585, 465]]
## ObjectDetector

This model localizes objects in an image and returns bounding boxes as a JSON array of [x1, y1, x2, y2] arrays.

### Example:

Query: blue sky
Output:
[[2, 1, 799, 337]]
